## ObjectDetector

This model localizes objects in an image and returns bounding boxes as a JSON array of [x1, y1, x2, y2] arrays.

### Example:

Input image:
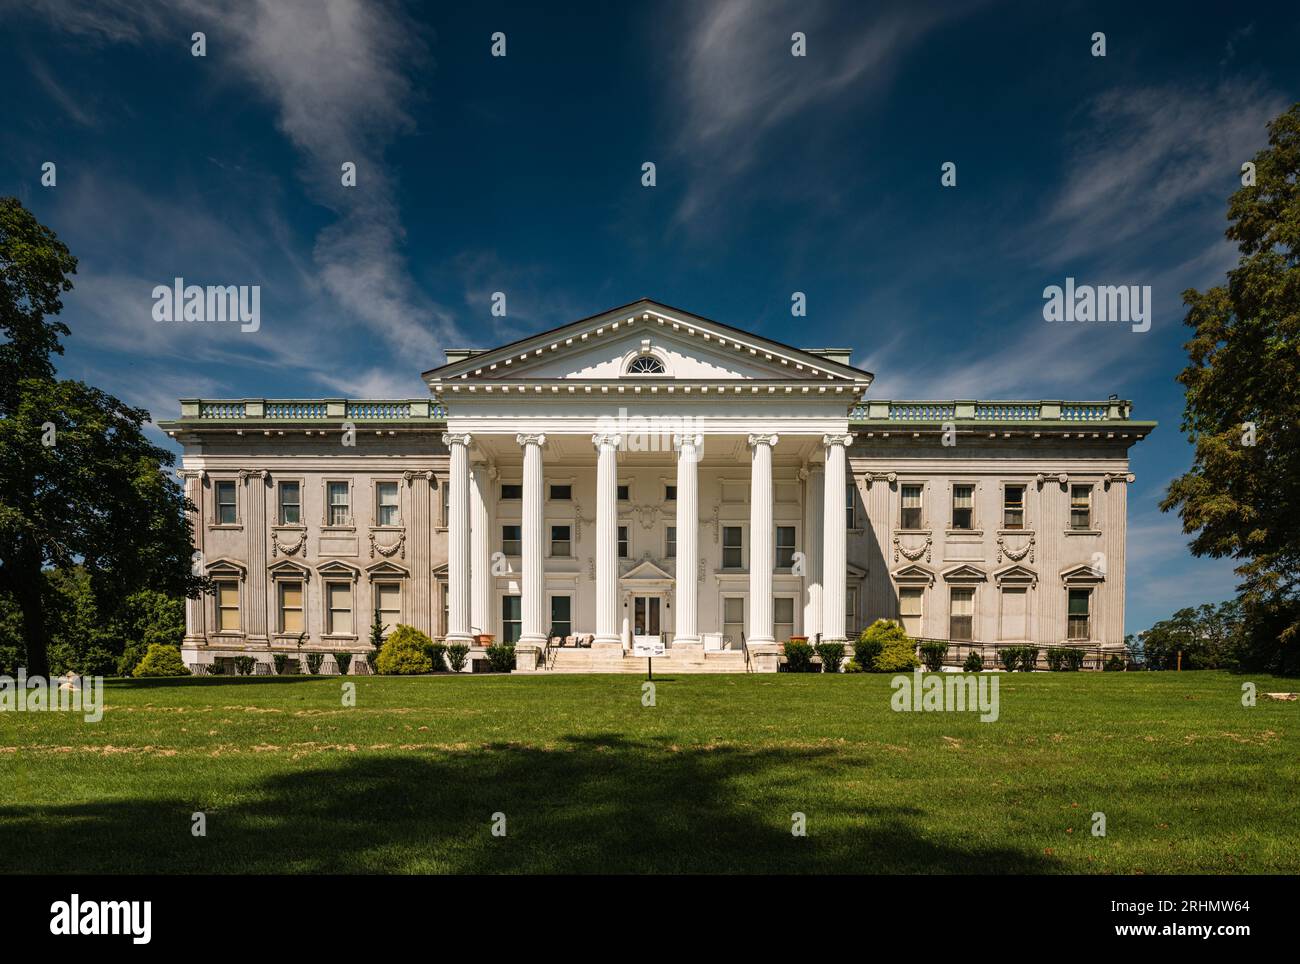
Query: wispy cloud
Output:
[[668, 0, 978, 226]]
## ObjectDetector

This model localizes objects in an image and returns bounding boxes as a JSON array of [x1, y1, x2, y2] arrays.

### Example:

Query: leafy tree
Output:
[[1138, 601, 1246, 671], [0, 197, 205, 676], [1162, 104, 1300, 674]]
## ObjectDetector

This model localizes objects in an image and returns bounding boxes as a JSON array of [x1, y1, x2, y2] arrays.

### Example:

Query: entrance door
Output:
[[1000, 587, 1027, 641], [632, 595, 661, 637]]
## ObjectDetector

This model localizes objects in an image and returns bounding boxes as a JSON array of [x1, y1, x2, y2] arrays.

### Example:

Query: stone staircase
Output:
[[529, 648, 749, 674]]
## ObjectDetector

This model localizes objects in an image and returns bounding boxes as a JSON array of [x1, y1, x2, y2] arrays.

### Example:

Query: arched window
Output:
[[626, 355, 666, 375]]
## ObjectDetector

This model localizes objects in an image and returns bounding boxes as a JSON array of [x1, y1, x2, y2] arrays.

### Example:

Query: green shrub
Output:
[[1019, 647, 1040, 672], [857, 620, 918, 672], [843, 659, 864, 673], [784, 640, 816, 672], [377, 625, 435, 675], [919, 641, 948, 672], [427, 641, 448, 672], [233, 655, 256, 676], [814, 641, 845, 673], [132, 644, 190, 678], [1045, 648, 1066, 671], [1061, 648, 1085, 671], [205, 658, 224, 676], [854, 636, 883, 671], [963, 649, 984, 672], [1105, 654, 1126, 672], [335, 653, 353, 676], [306, 652, 324, 675], [367, 610, 385, 669], [999, 647, 1021, 672], [446, 643, 470, 672], [272, 654, 290, 675], [485, 643, 515, 673]]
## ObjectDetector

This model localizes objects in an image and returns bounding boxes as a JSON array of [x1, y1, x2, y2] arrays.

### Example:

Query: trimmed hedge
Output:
[[783, 640, 816, 672], [858, 620, 919, 672], [814, 641, 845, 673], [485, 643, 515, 673], [963, 649, 984, 672], [132, 644, 190, 678], [919, 641, 948, 672], [376, 625, 435, 675], [446, 643, 470, 673]]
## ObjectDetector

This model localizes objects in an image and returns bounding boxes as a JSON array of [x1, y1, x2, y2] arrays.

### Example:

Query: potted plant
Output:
[[475, 632, 495, 646]]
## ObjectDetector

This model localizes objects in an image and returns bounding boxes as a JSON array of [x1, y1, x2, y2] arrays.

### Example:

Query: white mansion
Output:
[[159, 299, 1153, 673]]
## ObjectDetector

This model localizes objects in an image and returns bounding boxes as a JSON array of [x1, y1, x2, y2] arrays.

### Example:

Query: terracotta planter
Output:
[[787, 636, 809, 647], [475, 633, 495, 647]]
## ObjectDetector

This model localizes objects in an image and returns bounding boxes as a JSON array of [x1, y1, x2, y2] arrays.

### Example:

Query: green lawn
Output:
[[2, 671, 1297, 874]]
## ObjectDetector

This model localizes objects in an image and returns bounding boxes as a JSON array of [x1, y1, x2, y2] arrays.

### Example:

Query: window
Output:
[[845, 587, 859, 639], [501, 483, 522, 500], [723, 597, 745, 646], [215, 481, 237, 525], [502, 525, 522, 556], [1003, 485, 1025, 529], [441, 478, 450, 526], [279, 581, 304, 634], [550, 524, 571, 557], [665, 484, 677, 501], [376, 481, 400, 526], [666, 526, 676, 558], [502, 595, 522, 644], [278, 481, 301, 525], [1068, 589, 1091, 640], [549, 484, 572, 501], [950, 587, 974, 641], [846, 483, 856, 528], [952, 485, 974, 530], [439, 580, 448, 637], [327, 481, 350, 526], [216, 580, 240, 631], [1070, 485, 1092, 530], [899, 587, 923, 637], [375, 583, 401, 635], [722, 526, 744, 569], [617, 484, 630, 501], [901, 484, 923, 529], [326, 582, 353, 634], [775, 526, 796, 569], [626, 355, 666, 375], [617, 525, 629, 559], [550, 596, 572, 639], [774, 597, 795, 642]]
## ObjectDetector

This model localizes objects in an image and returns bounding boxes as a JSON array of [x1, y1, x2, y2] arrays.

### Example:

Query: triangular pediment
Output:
[[424, 300, 873, 387], [891, 563, 935, 586], [620, 558, 675, 582], [268, 558, 312, 579], [942, 563, 987, 583], [366, 560, 410, 579], [316, 559, 361, 580], [994, 563, 1038, 585], [1060, 562, 1105, 584]]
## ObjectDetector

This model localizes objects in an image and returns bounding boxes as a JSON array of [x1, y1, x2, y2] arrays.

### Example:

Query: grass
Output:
[[2, 671, 1297, 874]]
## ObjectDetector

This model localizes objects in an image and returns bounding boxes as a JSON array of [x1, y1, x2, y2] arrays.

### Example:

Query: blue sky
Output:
[[2, 0, 1298, 633]]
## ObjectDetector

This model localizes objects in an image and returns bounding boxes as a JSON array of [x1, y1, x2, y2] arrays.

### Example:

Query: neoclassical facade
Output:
[[159, 300, 1153, 672]]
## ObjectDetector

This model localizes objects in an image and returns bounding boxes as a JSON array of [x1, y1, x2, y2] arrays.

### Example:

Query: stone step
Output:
[[535, 650, 750, 674]]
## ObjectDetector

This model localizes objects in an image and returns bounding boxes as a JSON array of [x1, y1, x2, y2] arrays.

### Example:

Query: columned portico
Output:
[[517, 433, 548, 655], [442, 433, 474, 645], [821, 434, 853, 640], [747, 434, 779, 648], [673, 433, 703, 647], [592, 433, 622, 648]]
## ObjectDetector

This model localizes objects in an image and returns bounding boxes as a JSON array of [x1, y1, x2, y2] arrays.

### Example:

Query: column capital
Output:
[[516, 433, 547, 448], [673, 433, 704, 450], [747, 433, 780, 448], [442, 432, 472, 448], [591, 432, 622, 450], [822, 433, 854, 448]]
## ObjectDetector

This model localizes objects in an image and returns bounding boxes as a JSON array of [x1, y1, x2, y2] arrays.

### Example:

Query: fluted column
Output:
[[406, 469, 434, 636], [442, 434, 473, 645], [822, 434, 854, 640], [592, 433, 622, 648], [803, 463, 824, 641], [180, 470, 206, 647], [748, 434, 779, 646], [241, 469, 269, 645], [673, 434, 703, 646], [469, 458, 494, 638], [517, 433, 547, 649]]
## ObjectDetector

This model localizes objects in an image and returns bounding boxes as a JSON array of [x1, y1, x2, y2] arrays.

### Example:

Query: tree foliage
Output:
[[0, 197, 205, 675], [1138, 601, 1247, 671], [1161, 104, 1300, 673]]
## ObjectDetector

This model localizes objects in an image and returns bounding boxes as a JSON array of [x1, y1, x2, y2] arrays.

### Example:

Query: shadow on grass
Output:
[[3, 733, 1051, 874]]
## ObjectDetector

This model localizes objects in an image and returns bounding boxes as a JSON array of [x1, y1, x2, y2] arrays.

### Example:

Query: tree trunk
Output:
[[12, 554, 50, 677]]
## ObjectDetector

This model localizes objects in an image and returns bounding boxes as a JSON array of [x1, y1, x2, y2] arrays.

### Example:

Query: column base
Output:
[[444, 633, 475, 647], [514, 644, 541, 671], [591, 640, 623, 651], [670, 637, 701, 650], [747, 642, 782, 674]]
